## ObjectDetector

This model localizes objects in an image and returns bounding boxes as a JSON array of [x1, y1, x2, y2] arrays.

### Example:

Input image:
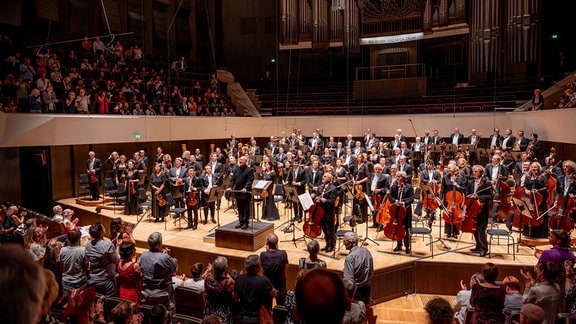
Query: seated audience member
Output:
[[183, 262, 210, 292], [62, 208, 80, 232], [502, 276, 523, 323], [205, 255, 236, 324], [234, 254, 276, 324], [424, 297, 455, 324], [453, 273, 482, 324], [295, 268, 347, 324], [110, 301, 140, 324], [470, 262, 505, 323], [140, 232, 177, 309], [24, 226, 47, 263], [52, 205, 64, 222], [519, 303, 545, 324], [148, 304, 169, 324], [522, 261, 562, 324], [299, 239, 327, 269], [85, 222, 120, 296], [0, 244, 46, 324], [59, 229, 88, 289], [117, 242, 142, 307], [342, 277, 367, 324]]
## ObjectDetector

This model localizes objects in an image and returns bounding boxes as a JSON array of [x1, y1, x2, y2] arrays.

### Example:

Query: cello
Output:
[[442, 175, 465, 228], [548, 179, 575, 232], [491, 176, 512, 221], [460, 179, 489, 233], [384, 202, 406, 241], [303, 184, 326, 238], [375, 193, 391, 225]]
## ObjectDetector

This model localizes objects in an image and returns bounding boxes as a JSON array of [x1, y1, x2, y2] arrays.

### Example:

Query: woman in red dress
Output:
[[117, 242, 142, 306]]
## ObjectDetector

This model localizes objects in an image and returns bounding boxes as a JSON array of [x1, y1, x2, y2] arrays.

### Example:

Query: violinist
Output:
[[467, 165, 494, 257], [184, 168, 204, 229], [522, 162, 549, 238], [150, 163, 168, 223], [369, 164, 390, 231], [201, 165, 217, 225], [333, 158, 348, 216], [441, 164, 467, 238], [306, 160, 324, 194], [352, 154, 370, 223], [389, 171, 414, 254], [123, 160, 140, 215], [315, 173, 338, 253], [421, 160, 441, 228], [169, 158, 187, 208]]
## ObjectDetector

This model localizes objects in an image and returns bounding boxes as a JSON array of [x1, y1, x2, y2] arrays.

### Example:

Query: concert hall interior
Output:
[[1, 0, 576, 323]]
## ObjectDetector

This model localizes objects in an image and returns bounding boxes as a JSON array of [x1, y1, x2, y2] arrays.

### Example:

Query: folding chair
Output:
[[78, 174, 91, 199], [138, 188, 152, 222], [165, 193, 187, 230], [487, 228, 516, 260]]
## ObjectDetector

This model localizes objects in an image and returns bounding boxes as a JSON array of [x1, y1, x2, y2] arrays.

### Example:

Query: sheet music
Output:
[[254, 180, 268, 190], [365, 195, 375, 213], [299, 192, 314, 211]]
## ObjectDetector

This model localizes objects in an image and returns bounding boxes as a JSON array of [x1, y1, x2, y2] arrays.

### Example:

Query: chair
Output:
[[342, 215, 361, 232], [138, 188, 152, 222], [410, 227, 434, 258], [173, 286, 205, 320], [272, 305, 289, 324], [487, 228, 515, 260], [171, 314, 202, 324], [165, 193, 187, 230], [104, 178, 117, 198], [336, 229, 353, 252], [78, 174, 90, 199]]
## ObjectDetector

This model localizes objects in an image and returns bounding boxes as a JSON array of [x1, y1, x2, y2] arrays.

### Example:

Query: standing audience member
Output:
[[343, 231, 374, 305], [0, 244, 46, 324], [295, 268, 347, 324], [183, 262, 210, 292], [342, 277, 367, 324], [234, 254, 276, 324], [140, 232, 177, 309], [59, 229, 88, 289], [260, 233, 288, 306], [39, 269, 61, 324], [470, 262, 505, 323], [284, 270, 306, 324], [204, 256, 235, 324], [299, 239, 327, 269], [117, 242, 142, 307], [522, 262, 562, 324], [536, 229, 575, 266], [453, 273, 482, 324], [85, 222, 119, 296]]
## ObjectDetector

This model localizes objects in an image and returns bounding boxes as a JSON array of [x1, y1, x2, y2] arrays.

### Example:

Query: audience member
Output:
[[470, 262, 505, 323], [537, 229, 575, 266], [453, 273, 482, 324], [295, 268, 347, 324], [140, 232, 177, 309], [260, 233, 288, 306], [204, 256, 235, 324], [59, 229, 88, 289], [234, 254, 276, 324], [39, 269, 61, 324], [285, 269, 306, 324], [299, 239, 327, 269], [117, 242, 142, 307], [343, 231, 374, 305], [85, 222, 120, 296], [520, 303, 545, 324], [522, 261, 562, 324], [24, 225, 47, 263], [424, 297, 454, 324], [148, 304, 169, 324], [342, 277, 367, 324], [502, 275, 523, 323], [0, 244, 46, 324], [182, 262, 209, 292]]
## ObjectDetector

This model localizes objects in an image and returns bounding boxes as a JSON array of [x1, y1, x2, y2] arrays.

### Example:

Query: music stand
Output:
[[252, 180, 272, 221], [208, 188, 225, 232], [511, 197, 533, 251], [445, 144, 457, 152], [361, 195, 379, 246], [510, 152, 523, 162], [278, 186, 297, 232], [426, 194, 452, 251], [222, 178, 236, 214], [281, 187, 307, 247]]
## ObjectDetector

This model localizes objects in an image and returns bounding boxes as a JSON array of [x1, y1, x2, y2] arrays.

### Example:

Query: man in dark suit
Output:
[[207, 153, 224, 180], [488, 128, 503, 149], [468, 128, 480, 146], [500, 129, 516, 152], [515, 130, 530, 152], [422, 130, 433, 146], [86, 151, 102, 200], [306, 160, 323, 194], [467, 165, 493, 257], [397, 156, 414, 184], [390, 134, 402, 150], [389, 171, 414, 254], [450, 127, 465, 146], [352, 141, 366, 158], [367, 164, 390, 230], [344, 134, 355, 150], [334, 142, 346, 160], [227, 156, 254, 229], [395, 129, 406, 143], [307, 132, 323, 151], [431, 130, 443, 145], [287, 159, 307, 222]]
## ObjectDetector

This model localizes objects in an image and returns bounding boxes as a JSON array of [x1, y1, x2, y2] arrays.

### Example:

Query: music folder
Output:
[[299, 192, 314, 211]]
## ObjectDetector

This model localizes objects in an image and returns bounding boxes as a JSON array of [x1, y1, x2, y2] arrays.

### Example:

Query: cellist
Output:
[[368, 163, 390, 231], [389, 171, 414, 254], [466, 165, 493, 257], [441, 163, 467, 238], [522, 162, 549, 238], [315, 173, 337, 253], [485, 155, 509, 220], [421, 159, 441, 228]]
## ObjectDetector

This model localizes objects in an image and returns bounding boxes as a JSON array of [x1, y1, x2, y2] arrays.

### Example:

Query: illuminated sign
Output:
[[360, 32, 424, 45]]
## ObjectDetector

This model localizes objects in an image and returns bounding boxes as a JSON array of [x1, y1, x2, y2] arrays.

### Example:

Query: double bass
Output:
[[459, 179, 489, 233]]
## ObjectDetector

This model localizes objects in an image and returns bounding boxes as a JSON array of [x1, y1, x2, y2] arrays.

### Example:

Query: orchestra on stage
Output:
[[85, 127, 576, 256]]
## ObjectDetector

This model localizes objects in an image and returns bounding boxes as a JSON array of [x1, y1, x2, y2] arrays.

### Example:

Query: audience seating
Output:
[[174, 286, 206, 320]]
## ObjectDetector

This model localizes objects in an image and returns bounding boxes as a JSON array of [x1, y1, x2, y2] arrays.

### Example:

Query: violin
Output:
[[187, 190, 198, 207], [129, 181, 136, 195], [89, 170, 98, 183], [157, 193, 167, 207], [355, 183, 365, 200]]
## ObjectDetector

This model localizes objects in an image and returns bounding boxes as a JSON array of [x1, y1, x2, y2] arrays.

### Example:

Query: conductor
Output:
[[227, 156, 254, 229]]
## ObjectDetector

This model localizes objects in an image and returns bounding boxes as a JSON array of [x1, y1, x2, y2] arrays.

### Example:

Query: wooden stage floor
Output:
[[58, 196, 546, 302]]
